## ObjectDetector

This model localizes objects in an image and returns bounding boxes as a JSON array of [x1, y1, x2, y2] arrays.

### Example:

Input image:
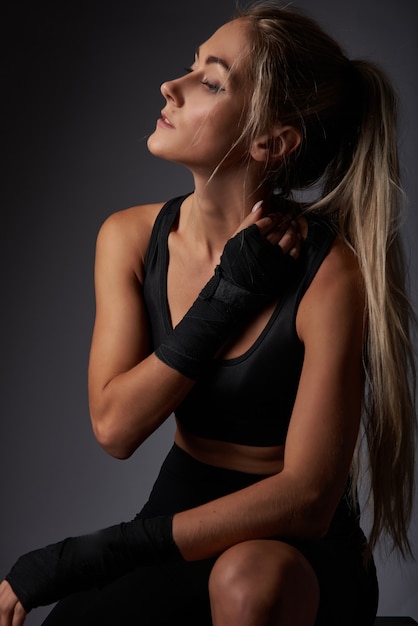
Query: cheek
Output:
[[188, 106, 246, 154]]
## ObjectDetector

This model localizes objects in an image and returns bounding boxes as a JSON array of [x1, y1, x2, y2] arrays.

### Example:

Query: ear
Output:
[[250, 125, 301, 163]]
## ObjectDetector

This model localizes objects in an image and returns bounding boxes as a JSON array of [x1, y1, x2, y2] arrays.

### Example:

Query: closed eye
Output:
[[200, 79, 224, 93], [183, 67, 225, 94]]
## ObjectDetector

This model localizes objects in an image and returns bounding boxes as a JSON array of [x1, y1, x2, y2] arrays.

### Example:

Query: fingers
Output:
[[235, 200, 289, 236], [255, 207, 302, 260], [265, 219, 302, 259], [0, 581, 27, 626], [234, 200, 302, 260], [256, 213, 290, 240], [233, 200, 265, 235], [12, 603, 26, 626]]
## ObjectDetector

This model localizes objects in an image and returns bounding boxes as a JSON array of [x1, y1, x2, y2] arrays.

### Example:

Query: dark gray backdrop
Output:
[[1, 1, 417, 623]]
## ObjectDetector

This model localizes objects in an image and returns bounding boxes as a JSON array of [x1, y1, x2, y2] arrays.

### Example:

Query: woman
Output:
[[0, 2, 415, 625]]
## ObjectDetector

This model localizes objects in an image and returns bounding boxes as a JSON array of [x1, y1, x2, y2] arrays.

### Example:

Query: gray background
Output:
[[1, 1, 417, 623]]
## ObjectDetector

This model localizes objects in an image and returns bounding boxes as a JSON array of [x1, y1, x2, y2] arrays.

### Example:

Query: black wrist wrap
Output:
[[6, 515, 181, 612], [155, 224, 296, 379]]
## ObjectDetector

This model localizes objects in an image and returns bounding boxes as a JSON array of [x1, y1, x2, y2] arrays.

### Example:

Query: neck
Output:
[[181, 168, 269, 258]]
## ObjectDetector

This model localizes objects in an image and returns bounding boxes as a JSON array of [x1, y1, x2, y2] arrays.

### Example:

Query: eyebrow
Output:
[[195, 47, 231, 73]]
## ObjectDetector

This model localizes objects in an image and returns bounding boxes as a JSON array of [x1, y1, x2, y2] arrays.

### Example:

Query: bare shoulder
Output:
[[310, 234, 362, 291], [95, 202, 165, 282], [296, 235, 365, 343], [98, 202, 164, 252]]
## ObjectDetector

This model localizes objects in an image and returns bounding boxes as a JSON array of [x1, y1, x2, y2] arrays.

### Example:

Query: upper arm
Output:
[[87, 204, 161, 415], [283, 239, 366, 526]]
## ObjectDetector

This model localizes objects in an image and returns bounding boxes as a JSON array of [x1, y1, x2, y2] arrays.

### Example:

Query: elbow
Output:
[[290, 519, 329, 542], [94, 422, 135, 459], [288, 495, 335, 541], [90, 405, 138, 460], [307, 500, 334, 539], [301, 517, 331, 541], [101, 440, 135, 460]]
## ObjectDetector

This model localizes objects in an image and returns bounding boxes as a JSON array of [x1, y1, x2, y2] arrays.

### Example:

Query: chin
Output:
[[147, 134, 171, 160], [146, 132, 158, 154]]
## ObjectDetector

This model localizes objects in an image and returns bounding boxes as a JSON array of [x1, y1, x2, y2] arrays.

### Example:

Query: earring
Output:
[[269, 183, 282, 212]]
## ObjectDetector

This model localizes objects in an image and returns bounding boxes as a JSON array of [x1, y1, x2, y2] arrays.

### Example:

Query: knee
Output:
[[209, 540, 319, 625], [209, 541, 275, 611]]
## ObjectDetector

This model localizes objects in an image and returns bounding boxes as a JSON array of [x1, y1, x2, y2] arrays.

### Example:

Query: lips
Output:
[[159, 111, 174, 128]]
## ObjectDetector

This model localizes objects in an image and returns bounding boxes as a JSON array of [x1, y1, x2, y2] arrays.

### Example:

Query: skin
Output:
[[0, 17, 365, 626]]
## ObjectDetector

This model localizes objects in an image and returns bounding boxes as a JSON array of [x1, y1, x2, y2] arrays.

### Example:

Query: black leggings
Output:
[[41, 444, 378, 626]]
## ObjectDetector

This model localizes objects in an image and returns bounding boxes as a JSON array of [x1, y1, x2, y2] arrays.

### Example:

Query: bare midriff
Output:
[[174, 420, 285, 476]]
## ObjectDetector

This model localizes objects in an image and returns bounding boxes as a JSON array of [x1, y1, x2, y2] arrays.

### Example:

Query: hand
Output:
[[155, 200, 303, 379], [0, 581, 27, 626], [235, 200, 302, 259]]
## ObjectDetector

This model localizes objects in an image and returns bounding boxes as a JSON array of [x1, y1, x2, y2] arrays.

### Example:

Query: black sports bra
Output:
[[143, 194, 336, 447]]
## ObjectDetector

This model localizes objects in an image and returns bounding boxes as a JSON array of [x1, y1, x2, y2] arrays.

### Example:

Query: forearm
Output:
[[90, 353, 194, 458], [5, 517, 181, 612], [173, 470, 337, 561]]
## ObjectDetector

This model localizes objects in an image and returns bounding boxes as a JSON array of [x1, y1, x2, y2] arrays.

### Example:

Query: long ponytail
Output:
[[312, 60, 417, 557], [239, 2, 417, 558]]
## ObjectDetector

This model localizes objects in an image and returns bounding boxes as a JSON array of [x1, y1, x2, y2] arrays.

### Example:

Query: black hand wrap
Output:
[[155, 223, 296, 379], [5, 515, 181, 612]]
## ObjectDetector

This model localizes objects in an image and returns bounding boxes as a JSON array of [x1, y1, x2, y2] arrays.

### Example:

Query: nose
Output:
[[160, 78, 184, 106]]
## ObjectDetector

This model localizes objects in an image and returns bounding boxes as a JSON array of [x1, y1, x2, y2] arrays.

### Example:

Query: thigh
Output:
[[41, 559, 215, 626], [297, 537, 379, 626]]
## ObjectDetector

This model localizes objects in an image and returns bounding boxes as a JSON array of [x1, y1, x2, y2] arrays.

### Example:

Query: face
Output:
[[147, 19, 252, 174]]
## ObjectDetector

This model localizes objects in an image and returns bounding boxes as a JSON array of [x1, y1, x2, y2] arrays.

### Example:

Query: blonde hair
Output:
[[235, 1, 417, 557]]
